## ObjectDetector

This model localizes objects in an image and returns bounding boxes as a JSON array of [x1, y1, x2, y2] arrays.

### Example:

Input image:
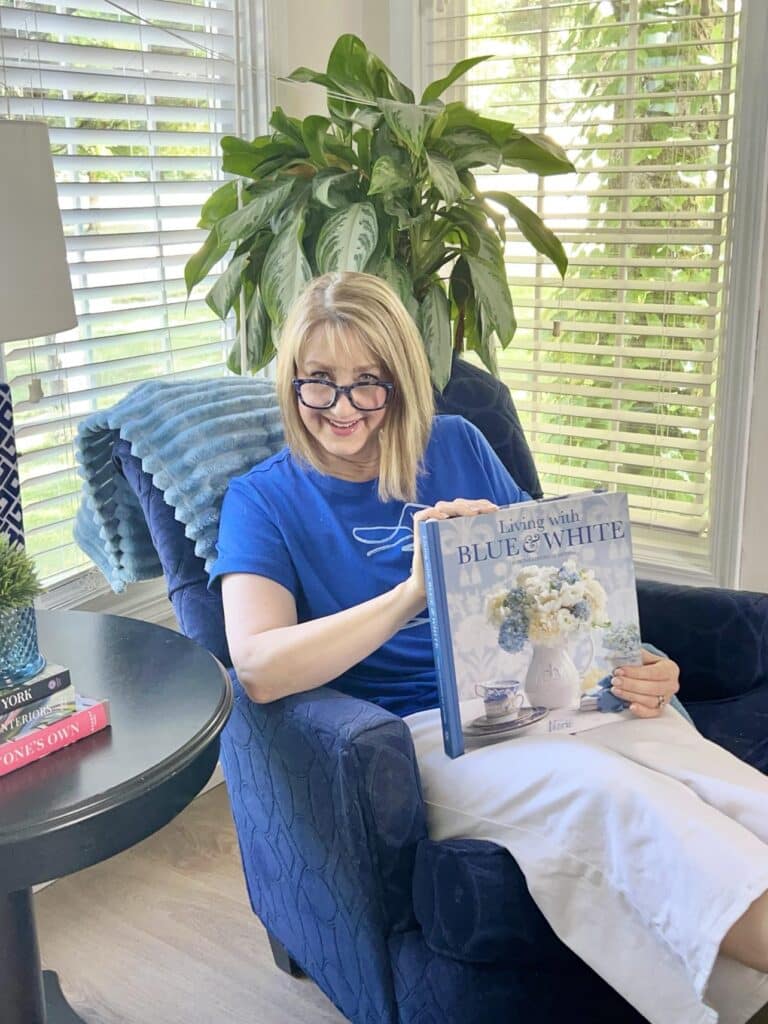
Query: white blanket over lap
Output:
[[405, 706, 768, 1024]]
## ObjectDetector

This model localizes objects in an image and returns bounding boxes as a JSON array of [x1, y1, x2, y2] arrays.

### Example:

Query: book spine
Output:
[[0, 667, 72, 714], [0, 684, 77, 744], [0, 700, 110, 777], [420, 520, 464, 758]]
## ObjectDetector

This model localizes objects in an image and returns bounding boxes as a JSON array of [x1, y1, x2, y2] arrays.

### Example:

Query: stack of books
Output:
[[0, 664, 110, 778]]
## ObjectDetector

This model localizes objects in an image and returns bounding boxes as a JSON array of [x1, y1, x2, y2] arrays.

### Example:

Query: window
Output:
[[0, 0, 264, 585], [422, 0, 762, 581]]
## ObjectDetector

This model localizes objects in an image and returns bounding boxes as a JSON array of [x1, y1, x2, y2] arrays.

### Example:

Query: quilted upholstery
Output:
[[113, 422, 768, 1023], [638, 579, 768, 772], [412, 839, 567, 965], [388, 930, 647, 1024]]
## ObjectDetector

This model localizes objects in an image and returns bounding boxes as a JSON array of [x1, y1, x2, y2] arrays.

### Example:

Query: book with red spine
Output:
[[0, 695, 111, 777], [0, 684, 77, 744]]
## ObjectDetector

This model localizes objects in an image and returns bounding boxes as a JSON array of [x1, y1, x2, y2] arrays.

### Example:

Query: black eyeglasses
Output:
[[292, 378, 394, 411]]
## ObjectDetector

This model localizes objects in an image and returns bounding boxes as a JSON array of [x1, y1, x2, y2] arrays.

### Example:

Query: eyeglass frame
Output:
[[291, 377, 395, 411]]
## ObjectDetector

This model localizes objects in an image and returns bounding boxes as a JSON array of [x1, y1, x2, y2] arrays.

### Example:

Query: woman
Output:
[[210, 272, 768, 1024]]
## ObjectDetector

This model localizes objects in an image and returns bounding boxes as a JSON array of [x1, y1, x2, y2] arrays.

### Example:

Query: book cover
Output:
[[0, 695, 111, 777], [0, 663, 71, 714], [0, 684, 77, 745], [420, 490, 640, 758]]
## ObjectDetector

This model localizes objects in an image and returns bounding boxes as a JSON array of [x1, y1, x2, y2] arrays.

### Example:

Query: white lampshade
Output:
[[0, 119, 77, 345]]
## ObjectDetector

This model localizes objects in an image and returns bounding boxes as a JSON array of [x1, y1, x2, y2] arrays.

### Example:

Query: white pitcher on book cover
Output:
[[524, 640, 583, 709]]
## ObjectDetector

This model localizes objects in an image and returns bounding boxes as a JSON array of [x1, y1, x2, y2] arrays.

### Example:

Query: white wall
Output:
[[266, 0, 389, 119]]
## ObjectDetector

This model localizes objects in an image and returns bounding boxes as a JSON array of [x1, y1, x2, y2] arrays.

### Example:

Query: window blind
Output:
[[0, 0, 238, 583], [425, 0, 740, 559]]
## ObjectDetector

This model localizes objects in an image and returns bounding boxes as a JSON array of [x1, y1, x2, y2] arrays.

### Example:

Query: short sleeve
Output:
[[208, 476, 298, 596], [459, 418, 532, 506]]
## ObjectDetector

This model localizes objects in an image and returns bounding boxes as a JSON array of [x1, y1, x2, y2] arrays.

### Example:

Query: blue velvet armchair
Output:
[[111, 370, 768, 1024]]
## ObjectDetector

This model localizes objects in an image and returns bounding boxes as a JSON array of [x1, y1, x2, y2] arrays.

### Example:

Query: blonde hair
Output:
[[276, 272, 435, 502]]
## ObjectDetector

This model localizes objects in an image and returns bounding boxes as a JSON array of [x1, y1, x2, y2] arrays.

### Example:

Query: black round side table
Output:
[[0, 610, 233, 1024]]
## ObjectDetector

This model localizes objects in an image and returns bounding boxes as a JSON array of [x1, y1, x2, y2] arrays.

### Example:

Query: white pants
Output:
[[406, 706, 768, 1024]]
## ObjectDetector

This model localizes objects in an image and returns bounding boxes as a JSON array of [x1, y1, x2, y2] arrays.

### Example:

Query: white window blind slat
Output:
[[1, 0, 242, 584], [2, 66, 235, 100], [7, 97, 234, 125], [25, 0, 235, 28], [0, 8, 234, 50]]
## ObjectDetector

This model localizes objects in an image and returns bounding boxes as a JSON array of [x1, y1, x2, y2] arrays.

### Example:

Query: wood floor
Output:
[[34, 783, 345, 1024]]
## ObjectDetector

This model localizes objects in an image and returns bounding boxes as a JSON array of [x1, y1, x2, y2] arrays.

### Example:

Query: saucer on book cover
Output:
[[463, 705, 548, 738]]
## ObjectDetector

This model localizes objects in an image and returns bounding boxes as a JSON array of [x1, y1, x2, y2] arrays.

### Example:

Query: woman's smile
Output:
[[326, 415, 363, 435]]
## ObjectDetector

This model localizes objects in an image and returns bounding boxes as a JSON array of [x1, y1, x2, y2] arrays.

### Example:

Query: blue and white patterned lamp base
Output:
[[0, 382, 25, 546]]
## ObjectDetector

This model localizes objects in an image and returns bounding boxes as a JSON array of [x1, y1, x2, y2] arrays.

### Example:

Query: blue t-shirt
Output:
[[210, 415, 529, 717]]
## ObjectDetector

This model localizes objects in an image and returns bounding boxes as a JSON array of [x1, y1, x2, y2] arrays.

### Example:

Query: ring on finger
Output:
[[656, 694, 667, 709]]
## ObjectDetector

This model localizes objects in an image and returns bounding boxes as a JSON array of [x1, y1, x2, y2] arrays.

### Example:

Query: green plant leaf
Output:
[[270, 178, 312, 235], [418, 281, 453, 390], [313, 168, 359, 208], [501, 131, 575, 176], [368, 254, 418, 319], [185, 230, 229, 296], [425, 151, 463, 206], [326, 35, 376, 99], [301, 114, 331, 166], [352, 108, 382, 132], [199, 180, 238, 229], [485, 191, 568, 277], [214, 179, 295, 246], [354, 128, 372, 173], [269, 106, 306, 147], [324, 137, 358, 168], [474, 305, 499, 375], [261, 214, 312, 326], [221, 135, 306, 179], [368, 155, 410, 197], [315, 202, 379, 273], [465, 231, 517, 345], [433, 127, 501, 171], [0, 536, 42, 610], [420, 55, 493, 104], [287, 66, 337, 90], [206, 252, 248, 319], [437, 206, 483, 256], [228, 289, 275, 374], [378, 99, 436, 156]]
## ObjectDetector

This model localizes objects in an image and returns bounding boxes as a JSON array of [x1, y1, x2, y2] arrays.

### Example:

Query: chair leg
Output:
[[267, 931, 303, 978]]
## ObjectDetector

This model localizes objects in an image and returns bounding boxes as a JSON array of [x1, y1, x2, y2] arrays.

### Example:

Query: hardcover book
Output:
[[0, 663, 71, 714], [419, 490, 641, 758], [0, 684, 77, 745], [0, 695, 111, 777]]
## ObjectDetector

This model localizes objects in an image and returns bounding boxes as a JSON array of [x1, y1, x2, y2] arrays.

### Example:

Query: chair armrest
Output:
[[220, 678, 427, 1019], [637, 579, 768, 701]]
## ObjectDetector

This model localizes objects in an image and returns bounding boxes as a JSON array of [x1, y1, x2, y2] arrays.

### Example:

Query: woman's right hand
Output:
[[406, 499, 499, 605]]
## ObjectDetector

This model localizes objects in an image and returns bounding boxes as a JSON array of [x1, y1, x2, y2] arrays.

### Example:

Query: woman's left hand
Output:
[[610, 649, 680, 718]]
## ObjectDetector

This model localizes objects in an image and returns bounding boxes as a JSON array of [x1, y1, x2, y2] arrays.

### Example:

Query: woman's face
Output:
[[295, 330, 391, 481]]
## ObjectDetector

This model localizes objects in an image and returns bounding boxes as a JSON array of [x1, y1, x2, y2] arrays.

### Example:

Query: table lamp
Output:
[[0, 119, 77, 547]]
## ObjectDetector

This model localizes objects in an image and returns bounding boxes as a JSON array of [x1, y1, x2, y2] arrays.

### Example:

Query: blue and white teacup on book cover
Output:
[[475, 681, 525, 721]]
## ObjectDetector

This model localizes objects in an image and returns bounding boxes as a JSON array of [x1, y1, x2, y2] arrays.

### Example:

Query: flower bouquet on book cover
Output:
[[419, 489, 643, 758]]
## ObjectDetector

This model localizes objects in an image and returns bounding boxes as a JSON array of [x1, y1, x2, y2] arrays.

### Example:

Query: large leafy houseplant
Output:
[[185, 34, 574, 389]]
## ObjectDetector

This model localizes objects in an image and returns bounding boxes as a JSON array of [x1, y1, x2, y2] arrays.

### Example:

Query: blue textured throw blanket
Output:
[[74, 377, 284, 592]]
